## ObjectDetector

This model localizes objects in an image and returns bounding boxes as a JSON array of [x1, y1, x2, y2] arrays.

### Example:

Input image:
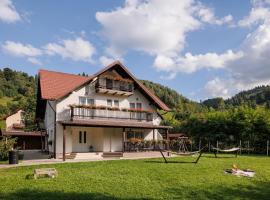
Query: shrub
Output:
[[0, 137, 17, 160]]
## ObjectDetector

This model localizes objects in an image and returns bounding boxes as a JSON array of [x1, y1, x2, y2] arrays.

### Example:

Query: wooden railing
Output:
[[70, 107, 153, 122], [95, 77, 134, 92]]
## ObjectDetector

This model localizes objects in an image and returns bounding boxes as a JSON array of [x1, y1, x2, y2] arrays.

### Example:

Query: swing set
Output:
[[159, 136, 206, 164]]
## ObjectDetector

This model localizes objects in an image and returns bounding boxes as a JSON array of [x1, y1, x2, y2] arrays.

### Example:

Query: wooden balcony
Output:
[[70, 105, 153, 122], [95, 77, 134, 96]]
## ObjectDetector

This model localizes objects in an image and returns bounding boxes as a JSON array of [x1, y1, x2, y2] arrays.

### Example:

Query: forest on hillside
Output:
[[0, 68, 37, 130], [0, 68, 270, 153]]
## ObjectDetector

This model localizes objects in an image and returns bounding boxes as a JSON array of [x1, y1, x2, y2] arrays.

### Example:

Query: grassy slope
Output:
[[0, 155, 269, 200]]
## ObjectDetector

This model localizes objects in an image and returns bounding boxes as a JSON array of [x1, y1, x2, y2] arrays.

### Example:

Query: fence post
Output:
[[239, 140, 242, 155], [216, 141, 219, 148], [199, 139, 201, 151], [267, 140, 269, 157], [208, 141, 211, 152]]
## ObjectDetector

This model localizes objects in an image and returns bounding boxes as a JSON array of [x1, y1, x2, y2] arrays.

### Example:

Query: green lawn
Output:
[[0, 155, 269, 200]]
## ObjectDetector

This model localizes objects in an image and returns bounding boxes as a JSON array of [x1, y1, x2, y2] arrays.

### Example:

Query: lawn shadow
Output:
[[0, 189, 154, 200], [202, 155, 237, 159], [164, 181, 270, 200], [145, 160, 198, 164]]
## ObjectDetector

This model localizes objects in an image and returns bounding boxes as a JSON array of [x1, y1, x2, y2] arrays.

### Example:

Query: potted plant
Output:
[[89, 145, 94, 152]]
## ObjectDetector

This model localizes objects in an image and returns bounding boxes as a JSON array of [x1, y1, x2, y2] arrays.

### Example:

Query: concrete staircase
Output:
[[75, 152, 103, 160]]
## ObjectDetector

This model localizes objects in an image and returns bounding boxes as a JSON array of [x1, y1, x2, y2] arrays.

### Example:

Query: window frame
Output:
[[107, 99, 113, 107]]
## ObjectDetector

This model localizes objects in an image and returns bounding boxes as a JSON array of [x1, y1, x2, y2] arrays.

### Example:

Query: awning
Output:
[[1, 131, 46, 137], [59, 120, 172, 129]]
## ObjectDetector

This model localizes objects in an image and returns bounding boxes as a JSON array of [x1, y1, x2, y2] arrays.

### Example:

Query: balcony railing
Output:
[[70, 106, 153, 122], [95, 77, 134, 94]]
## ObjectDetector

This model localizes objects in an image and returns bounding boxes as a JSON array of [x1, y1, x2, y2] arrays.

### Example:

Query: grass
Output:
[[0, 154, 269, 200]]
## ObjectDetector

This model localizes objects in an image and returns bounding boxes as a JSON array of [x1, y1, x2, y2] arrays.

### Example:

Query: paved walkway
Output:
[[0, 151, 168, 169]]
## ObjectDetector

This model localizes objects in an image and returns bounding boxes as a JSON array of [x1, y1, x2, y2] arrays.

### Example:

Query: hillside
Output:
[[0, 68, 37, 130], [202, 85, 270, 109], [140, 80, 204, 112], [225, 85, 270, 107]]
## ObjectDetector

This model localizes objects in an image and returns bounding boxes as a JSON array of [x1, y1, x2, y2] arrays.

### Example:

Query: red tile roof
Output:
[[39, 69, 91, 100], [38, 61, 170, 111]]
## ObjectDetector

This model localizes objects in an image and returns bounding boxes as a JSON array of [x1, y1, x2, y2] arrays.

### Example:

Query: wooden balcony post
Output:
[[63, 125, 66, 162], [71, 107, 74, 121], [153, 129, 155, 150], [122, 128, 126, 152], [166, 129, 169, 150]]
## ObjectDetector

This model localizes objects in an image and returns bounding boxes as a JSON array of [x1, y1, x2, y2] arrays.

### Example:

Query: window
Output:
[[136, 103, 142, 109], [114, 100, 119, 107], [130, 103, 136, 119], [130, 103, 135, 109], [84, 131, 87, 143], [107, 99, 112, 107], [79, 97, 86, 105], [79, 131, 87, 144], [127, 131, 143, 139], [87, 98, 94, 105]]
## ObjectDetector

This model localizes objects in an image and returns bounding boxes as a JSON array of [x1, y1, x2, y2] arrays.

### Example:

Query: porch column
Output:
[[153, 129, 155, 150], [166, 129, 169, 150], [122, 128, 126, 152], [63, 125, 66, 162]]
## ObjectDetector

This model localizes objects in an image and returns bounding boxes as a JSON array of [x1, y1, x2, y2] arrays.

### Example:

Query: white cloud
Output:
[[43, 37, 95, 63], [154, 50, 243, 74], [238, 0, 270, 27], [2, 41, 42, 57], [96, 0, 232, 60], [27, 57, 42, 65], [195, 3, 233, 25], [204, 21, 270, 98], [204, 78, 231, 99], [2, 37, 96, 65], [99, 56, 115, 66], [0, 0, 21, 23]]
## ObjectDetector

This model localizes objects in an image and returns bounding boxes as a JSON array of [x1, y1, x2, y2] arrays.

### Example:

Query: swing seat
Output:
[[212, 147, 240, 158], [170, 151, 200, 156]]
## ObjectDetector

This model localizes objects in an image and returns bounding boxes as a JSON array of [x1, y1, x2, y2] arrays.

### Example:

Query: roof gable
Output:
[[38, 61, 170, 111]]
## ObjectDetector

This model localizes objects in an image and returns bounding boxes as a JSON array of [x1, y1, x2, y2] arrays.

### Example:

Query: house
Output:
[[4, 109, 25, 131], [1, 110, 46, 150], [36, 61, 171, 161]]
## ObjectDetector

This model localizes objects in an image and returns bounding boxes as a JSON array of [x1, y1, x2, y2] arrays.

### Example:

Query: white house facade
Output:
[[36, 61, 171, 160]]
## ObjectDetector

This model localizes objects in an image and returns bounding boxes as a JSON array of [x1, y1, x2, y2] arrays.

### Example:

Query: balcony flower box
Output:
[[107, 107, 120, 111]]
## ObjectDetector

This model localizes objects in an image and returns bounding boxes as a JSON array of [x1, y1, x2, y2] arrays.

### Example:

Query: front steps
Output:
[[75, 152, 102, 160], [60, 152, 123, 160], [102, 152, 123, 158], [66, 153, 77, 159]]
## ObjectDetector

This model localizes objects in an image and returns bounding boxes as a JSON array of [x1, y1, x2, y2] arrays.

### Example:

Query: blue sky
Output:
[[1, 0, 270, 101]]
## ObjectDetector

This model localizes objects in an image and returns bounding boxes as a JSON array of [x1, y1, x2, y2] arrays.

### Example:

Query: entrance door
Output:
[[72, 131, 89, 152]]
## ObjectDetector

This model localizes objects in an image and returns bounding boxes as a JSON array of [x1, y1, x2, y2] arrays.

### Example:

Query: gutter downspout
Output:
[[48, 101, 57, 159]]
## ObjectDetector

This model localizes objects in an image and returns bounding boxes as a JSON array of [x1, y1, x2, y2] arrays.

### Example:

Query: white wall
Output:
[[44, 101, 56, 153], [50, 79, 165, 155], [5, 110, 24, 131]]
